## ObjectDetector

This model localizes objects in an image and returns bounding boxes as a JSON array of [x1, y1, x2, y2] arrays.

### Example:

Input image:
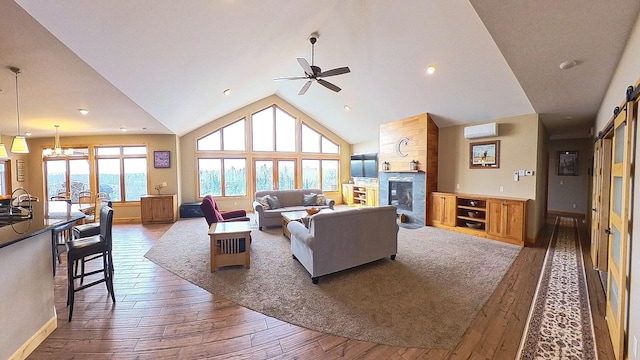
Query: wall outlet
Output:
[[499, 186, 504, 193], [572, 204, 577, 209], [234, 201, 238, 205], [560, 180, 564, 185], [162, 182, 167, 187], [456, 184, 460, 190]]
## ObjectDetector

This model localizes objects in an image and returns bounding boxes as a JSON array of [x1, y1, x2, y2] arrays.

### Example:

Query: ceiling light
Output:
[[223, 88, 231, 95], [79, 109, 89, 115], [120, 126, 127, 132], [24, 131, 32, 136], [9, 67, 29, 154], [43, 125, 74, 157], [559, 60, 577, 70], [344, 105, 351, 111], [0, 131, 8, 159], [426, 65, 436, 75]]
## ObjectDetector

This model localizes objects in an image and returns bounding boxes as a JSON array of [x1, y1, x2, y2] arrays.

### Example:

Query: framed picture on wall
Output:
[[557, 151, 578, 176], [154, 151, 171, 168], [469, 140, 500, 169]]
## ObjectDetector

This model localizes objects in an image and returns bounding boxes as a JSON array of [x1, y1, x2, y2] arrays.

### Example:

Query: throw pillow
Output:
[[266, 195, 282, 209], [315, 194, 326, 206], [303, 193, 317, 206], [257, 196, 271, 210]]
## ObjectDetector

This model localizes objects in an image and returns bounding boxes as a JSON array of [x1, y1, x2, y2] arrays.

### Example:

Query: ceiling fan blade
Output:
[[317, 79, 341, 92], [297, 58, 313, 75], [274, 76, 308, 81], [319, 67, 350, 78], [298, 80, 312, 95]]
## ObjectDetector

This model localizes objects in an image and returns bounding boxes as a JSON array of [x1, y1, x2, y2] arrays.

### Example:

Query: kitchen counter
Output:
[[0, 201, 85, 249], [0, 200, 85, 359]]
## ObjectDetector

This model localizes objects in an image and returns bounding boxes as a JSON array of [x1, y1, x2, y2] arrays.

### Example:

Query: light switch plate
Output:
[[525, 170, 534, 176], [518, 170, 525, 176]]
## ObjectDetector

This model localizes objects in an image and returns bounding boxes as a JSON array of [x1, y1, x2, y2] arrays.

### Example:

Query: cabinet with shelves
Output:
[[342, 184, 378, 207], [141, 194, 178, 224], [428, 192, 528, 246], [455, 196, 487, 232]]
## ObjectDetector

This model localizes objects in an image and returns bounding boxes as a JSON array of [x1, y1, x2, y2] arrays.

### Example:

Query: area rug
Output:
[[517, 217, 597, 359], [144, 218, 521, 349]]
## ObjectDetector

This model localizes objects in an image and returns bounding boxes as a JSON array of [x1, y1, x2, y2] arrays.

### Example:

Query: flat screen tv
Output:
[[350, 153, 378, 178]]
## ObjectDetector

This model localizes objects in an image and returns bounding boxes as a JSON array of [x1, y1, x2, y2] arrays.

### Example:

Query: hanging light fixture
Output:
[[43, 125, 73, 157], [0, 131, 8, 158], [9, 67, 29, 153]]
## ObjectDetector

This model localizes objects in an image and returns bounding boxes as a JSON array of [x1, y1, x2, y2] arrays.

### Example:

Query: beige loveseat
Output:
[[252, 189, 335, 230], [287, 205, 399, 284]]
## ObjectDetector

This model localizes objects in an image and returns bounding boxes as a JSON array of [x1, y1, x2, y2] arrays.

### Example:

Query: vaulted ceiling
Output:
[[1, 0, 638, 145]]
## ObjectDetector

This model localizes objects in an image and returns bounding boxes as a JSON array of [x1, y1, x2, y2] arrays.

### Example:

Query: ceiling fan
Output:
[[275, 32, 351, 95]]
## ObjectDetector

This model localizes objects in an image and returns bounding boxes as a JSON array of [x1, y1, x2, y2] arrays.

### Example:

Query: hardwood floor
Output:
[[28, 217, 614, 359]]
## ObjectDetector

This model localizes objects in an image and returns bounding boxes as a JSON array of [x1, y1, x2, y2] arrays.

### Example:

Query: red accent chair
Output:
[[200, 195, 250, 226]]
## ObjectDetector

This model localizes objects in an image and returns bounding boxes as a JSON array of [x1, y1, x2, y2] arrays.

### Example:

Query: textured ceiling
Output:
[[1, 0, 638, 144]]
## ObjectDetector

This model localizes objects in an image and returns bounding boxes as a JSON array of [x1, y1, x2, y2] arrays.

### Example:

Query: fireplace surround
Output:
[[379, 172, 426, 226]]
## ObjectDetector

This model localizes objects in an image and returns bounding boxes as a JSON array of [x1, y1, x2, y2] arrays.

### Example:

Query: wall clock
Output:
[[154, 151, 171, 168]]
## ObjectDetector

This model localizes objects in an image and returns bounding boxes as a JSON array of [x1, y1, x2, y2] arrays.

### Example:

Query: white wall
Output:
[[595, 10, 640, 359]]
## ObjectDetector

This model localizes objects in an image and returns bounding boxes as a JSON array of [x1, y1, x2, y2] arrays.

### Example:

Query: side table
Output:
[[208, 221, 252, 272]]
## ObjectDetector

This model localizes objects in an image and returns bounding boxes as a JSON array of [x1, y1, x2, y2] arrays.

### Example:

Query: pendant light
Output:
[[0, 131, 8, 158], [10, 67, 29, 153]]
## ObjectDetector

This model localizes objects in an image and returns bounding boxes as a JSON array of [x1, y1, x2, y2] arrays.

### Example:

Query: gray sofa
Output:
[[287, 205, 399, 283], [253, 189, 335, 230]]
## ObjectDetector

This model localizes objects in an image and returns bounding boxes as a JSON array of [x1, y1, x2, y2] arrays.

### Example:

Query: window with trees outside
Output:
[[43, 148, 90, 202], [197, 104, 341, 198], [95, 146, 148, 202]]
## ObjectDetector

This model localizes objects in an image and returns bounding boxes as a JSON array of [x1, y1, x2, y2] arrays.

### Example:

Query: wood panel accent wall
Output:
[[379, 113, 438, 195]]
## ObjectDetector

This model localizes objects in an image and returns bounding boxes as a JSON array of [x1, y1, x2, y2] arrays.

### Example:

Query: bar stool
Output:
[[51, 222, 73, 276], [66, 206, 115, 321]]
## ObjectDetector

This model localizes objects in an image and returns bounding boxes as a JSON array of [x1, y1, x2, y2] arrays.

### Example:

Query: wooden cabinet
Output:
[[343, 184, 378, 207], [365, 187, 379, 207], [428, 192, 528, 246], [342, 184, 354, 205], [141, 194, 178, 224], [486, 199, 526, 244], [429, 192, 456, 227]]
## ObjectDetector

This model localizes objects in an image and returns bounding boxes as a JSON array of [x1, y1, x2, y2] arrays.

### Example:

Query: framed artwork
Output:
[[154, 151, 171, 168], [558, 151, 578, 176], [469, 140, 500, 168], [16, 159, 25, 182]]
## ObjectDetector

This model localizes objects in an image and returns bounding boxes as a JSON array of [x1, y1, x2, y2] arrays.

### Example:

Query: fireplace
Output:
[[379, 172, 426, 226], [389, 180, 413, 211]]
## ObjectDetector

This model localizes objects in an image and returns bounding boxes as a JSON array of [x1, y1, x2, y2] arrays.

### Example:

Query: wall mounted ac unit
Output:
[[464, 122, 498, 139]]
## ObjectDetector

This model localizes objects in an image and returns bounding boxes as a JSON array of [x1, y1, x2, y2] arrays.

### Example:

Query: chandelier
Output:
[[43, 125, 74, 157]]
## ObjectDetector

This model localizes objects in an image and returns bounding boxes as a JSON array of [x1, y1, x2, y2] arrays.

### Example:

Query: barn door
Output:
[[606, 98, 635, 360], [590, 137, 612, 270]]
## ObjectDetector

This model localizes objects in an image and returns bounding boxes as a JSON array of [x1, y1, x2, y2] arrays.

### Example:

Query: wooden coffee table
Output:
[[281, 210, 309, 239], [208, 221, 252, 272]]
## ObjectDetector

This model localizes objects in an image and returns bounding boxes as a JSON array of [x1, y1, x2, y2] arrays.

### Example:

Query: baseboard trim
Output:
[[113, 217, 141, 224], [9, 314, 57, 360], [548, 210, 585, 219]]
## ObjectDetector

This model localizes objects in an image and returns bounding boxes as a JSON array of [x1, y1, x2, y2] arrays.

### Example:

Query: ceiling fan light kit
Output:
[[275, 32, 350, 95]]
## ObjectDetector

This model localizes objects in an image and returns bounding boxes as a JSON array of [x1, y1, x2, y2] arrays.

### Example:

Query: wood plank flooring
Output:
[[27, 216, 615, 359]]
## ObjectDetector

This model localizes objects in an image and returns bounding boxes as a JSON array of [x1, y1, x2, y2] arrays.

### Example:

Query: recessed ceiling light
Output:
[[426, 65, 436, 75], [559, 60, 577, 70], [223, 88, 231, 95], [79, 109, 89, 115], [344, 105, 350, 111], [120, 126, 127, 132]]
